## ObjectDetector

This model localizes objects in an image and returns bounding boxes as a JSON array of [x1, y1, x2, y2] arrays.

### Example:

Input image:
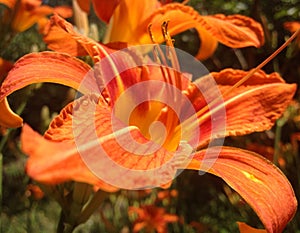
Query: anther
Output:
[[161, 21, 175, 47], [148, 24, 157, 44]]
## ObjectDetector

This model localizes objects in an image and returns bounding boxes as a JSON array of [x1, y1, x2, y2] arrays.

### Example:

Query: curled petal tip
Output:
[[0, 98, 23, 128]]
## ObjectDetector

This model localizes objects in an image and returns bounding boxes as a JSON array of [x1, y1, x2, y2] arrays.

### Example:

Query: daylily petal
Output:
[[210, 68, 285, 85], [187, 147, 297, 233], [43, 15, 118, 61], [147, 4, 264, 60], [238, 222, 267, 233], [21, 124, 118, 192], [42, 15, 89, 57], [53, 6, 73, 19], [0, 52, 95, 103], [104, 0, 160, 44], [0, 98, 23, 128], [184, 69, 296, 147], [24, 94, 178, 189], [11, 4, 52, 32], [0, 52, 97, 128], [92, 0, 121, 23]]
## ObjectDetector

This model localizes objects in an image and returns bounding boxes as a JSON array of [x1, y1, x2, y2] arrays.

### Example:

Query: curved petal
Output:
[[42, 15, 89, 57], [0, 98, 23, 128], [11, 2, 54, 32], [21, 124, 118, 192], [210, 68, 285, 85], [184, 69, 296, 148], [43, 15, 118, 61], [147, 4, 264, 60], [92, 0, 121, 23], [53, 6, 73, 18], [0, 52, 96, 102], [24, 94, 179, 189], [186, 147, 297, 233]]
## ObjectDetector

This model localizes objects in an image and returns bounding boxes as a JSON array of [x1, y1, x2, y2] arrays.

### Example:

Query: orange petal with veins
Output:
[[43, 15, 119, 61], [147, 4, 264, 60], [0, 52, 95, 102], [42, 15, 89, 56], [24, 94, 177, 189], [184, 69, 296, 148], [22, 124, 118, 192], [186, 147, 297, 233]]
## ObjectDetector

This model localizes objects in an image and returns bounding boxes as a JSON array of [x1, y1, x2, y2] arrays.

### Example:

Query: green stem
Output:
[[273, 122, 282, 166], [77, 190, 108, 225], [56, 210, 75, 233], [274, 117, 288, 166]]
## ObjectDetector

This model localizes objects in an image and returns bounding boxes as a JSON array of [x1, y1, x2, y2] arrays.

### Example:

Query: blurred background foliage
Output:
[[1, 0, 300, 232]]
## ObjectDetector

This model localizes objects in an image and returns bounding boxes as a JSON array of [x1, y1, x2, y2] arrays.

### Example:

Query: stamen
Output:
[[161, 21, 182, 91], [148, 24, 157, 44], [147, 23, 178, 139], [162, 21, 175, 47]]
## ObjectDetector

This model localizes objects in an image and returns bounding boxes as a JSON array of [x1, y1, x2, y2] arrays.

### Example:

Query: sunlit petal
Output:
[[23, 94, 177, 189], [147, 4, 264, 60], [22, 124, 118, 192], [187, 147, 297, 233], [184, 69, 296, 147], [0, 52, 95, 101], [104, 0, 160, 44], [43, 15, 118, 61]]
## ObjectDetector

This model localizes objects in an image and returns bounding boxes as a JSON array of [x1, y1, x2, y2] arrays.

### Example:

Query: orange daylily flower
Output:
[[128, 205, 179, 233], [0, 0, 72, 32], [46, 1, 264, 60], [0, 16, 297, 233]]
